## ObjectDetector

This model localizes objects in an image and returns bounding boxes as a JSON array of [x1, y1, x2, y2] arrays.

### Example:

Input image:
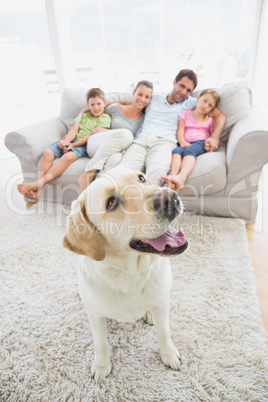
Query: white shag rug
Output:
[[0, 203, 267, 402]]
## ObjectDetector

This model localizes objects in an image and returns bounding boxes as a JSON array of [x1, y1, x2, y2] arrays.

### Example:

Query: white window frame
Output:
[[45, 0, 267, 102], [250, 0, 268, 106], [45, 0, 77, 91]]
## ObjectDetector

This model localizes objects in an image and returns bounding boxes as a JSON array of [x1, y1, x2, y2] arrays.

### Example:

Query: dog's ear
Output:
[[63, 196, 106, 261]]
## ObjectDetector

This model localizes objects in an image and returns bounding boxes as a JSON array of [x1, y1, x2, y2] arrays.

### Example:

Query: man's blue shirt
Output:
[[137, 94, 197, 143]]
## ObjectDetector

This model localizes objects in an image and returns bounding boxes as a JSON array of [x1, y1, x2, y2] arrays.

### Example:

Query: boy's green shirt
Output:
[[75, 111, 111, 140]]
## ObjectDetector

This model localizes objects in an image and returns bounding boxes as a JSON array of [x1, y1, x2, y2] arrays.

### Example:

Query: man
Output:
[[120, 69, 226, 186]]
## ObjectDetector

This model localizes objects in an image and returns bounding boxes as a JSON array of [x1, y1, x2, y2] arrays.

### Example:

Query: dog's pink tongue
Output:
[[144, 226, 186, 252]]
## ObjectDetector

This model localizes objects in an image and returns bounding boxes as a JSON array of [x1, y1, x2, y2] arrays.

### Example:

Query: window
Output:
[[64, 0, 259, 92], [0, 0, 263, 161], [0, 0, 60, 159]]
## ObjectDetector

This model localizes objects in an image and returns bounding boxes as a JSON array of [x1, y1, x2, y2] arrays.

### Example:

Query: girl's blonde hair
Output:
[[198, 89, 221, 123], [199, 88, 221, 109]]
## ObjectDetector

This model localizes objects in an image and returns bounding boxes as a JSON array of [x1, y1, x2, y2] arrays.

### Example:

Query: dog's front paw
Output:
[[160, 344, 181, 370], [91, 357, 112, 383], [142, 310, 155, 325]]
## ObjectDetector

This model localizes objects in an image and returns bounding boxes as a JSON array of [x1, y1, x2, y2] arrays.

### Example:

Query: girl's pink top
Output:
[[180, 110, 214, 142]]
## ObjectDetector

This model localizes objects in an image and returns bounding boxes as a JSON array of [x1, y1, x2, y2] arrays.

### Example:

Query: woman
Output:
[[77, 80, 153, 190]]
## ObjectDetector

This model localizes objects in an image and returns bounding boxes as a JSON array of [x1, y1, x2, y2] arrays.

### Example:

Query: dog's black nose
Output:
[[153, 189, 182, 219]]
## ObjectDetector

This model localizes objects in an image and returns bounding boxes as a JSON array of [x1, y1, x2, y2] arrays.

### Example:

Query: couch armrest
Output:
[[5, 117, 67, 177], [226, 108, 268, 184]]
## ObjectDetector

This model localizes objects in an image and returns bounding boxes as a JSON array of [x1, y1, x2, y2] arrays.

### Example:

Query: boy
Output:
[[17, 88, 111, 201]]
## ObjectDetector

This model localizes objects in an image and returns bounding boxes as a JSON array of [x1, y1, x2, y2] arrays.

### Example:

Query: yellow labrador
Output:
[[63, 166, 188, 382]]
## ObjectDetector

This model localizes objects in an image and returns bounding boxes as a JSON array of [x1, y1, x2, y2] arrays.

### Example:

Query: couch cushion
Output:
[[59, 88, 86, 131], [216, 82, 252, 141], [193, 82, 252, 142], [60, 82, 251, 142], [179, 144, 227, 196], [59, 88, 132, 131]]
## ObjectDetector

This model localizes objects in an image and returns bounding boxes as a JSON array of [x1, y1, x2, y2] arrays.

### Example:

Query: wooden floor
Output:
[[246, 164, 268, 337], [1, 157, 268, 339]]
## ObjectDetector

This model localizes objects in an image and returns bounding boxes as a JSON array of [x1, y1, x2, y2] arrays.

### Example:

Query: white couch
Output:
[[5, 82, 268, 224]]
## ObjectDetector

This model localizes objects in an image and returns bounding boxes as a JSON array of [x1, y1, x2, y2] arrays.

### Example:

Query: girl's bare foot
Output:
[[163, 180, 176, 190], [17, 182, 39, 195], [25, 189, 43, 201], [161, 174, 186, 192]]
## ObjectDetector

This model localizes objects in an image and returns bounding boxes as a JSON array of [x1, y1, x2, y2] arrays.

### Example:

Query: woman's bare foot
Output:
[[161, 174, 186, 192], [17, 182, 39, 195], [78, 170, 99, 191]]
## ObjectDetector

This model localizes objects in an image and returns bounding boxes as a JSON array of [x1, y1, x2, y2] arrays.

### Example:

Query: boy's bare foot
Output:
[[161, 174, 186, 192], [17, 182, 39, 195], [78, 170, 98, 191]]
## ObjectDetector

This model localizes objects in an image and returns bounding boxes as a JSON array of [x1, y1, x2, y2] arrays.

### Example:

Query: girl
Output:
[[162, 89, 221, 191]]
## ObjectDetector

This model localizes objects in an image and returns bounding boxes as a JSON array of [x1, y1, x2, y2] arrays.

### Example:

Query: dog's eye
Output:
[[106, 196, 119, 211], [138, 174, 146, 183]]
